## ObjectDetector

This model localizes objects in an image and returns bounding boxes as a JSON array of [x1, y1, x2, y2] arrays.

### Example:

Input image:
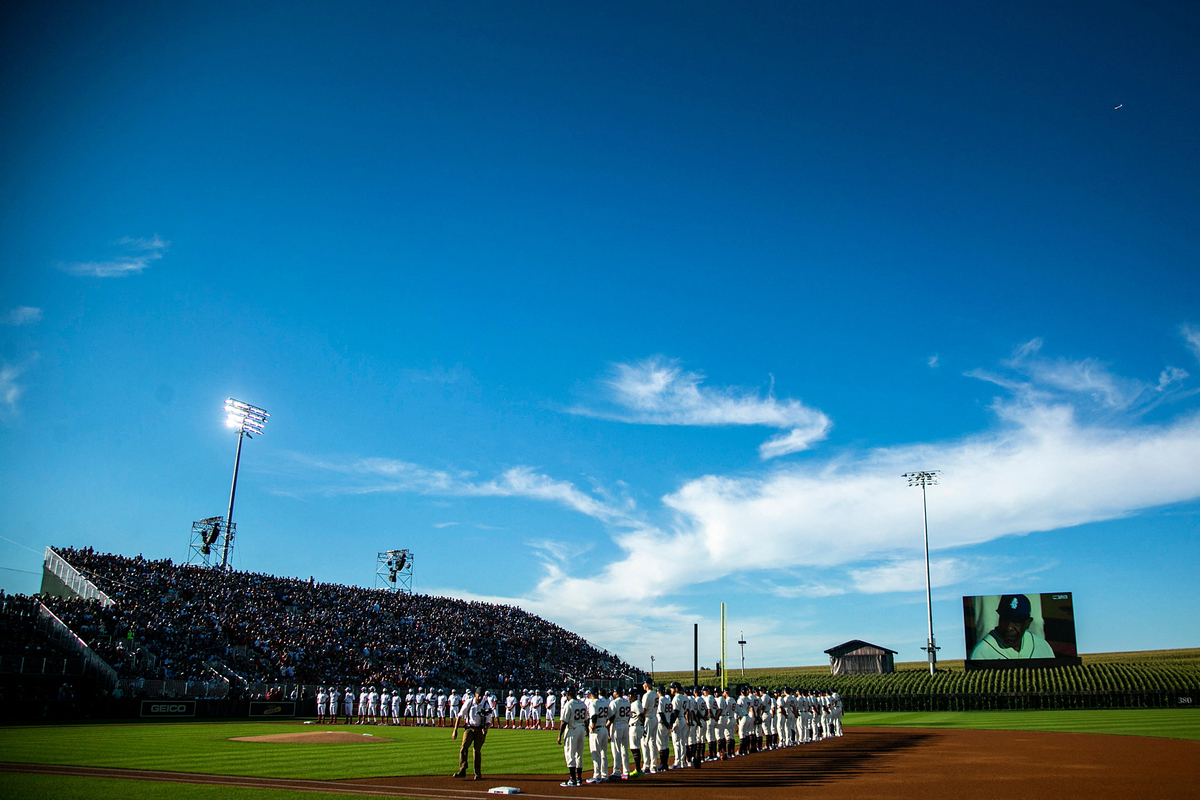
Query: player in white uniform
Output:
[[437, 690, 448, 726], [413, 688, 425, 726], [379, 688, 390, 725], [544, 689, 557, 729], [700, 687, 716, 760], [328, 686, 341, 725], [357, 688, 369, 725], [316, 687, 328, 723], [719, 688, 734, 757], [504, 691, 517, 728], [667, 683, 688, 768], [584, 688, 611, 783], [449, 689, 461, 726], [518, 690, 528, 728], [639, 680, 660, 774], [735, 688, 752, 755], [558, 690, 588, 787], [628, 690, 645, 776], [391, 689, 402, 724], [343, 686, 354, 722], [369, 687, 381, 724], [655, 687, 673, 770], [531, 690, 544, 730], [608, 688, 631, 780]]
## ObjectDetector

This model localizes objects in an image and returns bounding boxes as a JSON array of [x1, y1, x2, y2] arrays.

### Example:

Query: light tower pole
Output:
[[737, 632, 747, 678], [903, 470, 941, 675], [222, 398, 269, 570]]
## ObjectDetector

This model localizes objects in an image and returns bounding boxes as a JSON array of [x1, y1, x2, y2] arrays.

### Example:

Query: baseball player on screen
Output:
[[640, 679, 660, 774]]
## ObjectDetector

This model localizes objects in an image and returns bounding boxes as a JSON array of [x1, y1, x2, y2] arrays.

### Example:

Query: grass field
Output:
[[0, 774, 363, 800]]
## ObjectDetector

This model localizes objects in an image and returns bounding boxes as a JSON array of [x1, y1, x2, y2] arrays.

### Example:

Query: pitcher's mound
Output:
[[230, 731, 394, 744]]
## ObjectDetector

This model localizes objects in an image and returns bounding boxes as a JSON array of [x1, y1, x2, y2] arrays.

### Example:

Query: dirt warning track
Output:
[[4, 727, 1199, 799]]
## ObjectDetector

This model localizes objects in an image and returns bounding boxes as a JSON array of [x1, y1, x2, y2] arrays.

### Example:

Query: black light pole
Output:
[[738, 632, 747, 678], [903, 470, 941, 675], [222, 398, 269, 570]]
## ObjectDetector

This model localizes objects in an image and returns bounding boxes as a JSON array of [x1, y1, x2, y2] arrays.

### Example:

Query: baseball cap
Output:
[[997, 594, 1032, 620]]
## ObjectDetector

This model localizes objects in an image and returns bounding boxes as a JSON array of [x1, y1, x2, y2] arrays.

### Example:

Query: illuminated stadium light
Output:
[[903, 470, 942, 675], [221, 398, 270, 570]]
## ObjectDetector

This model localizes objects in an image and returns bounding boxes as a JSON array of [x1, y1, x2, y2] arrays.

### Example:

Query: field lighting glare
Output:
[[220, 398, 270, 570]]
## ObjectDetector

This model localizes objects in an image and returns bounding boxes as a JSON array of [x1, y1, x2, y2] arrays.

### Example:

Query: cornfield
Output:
[[657, 650, 1200, 712]]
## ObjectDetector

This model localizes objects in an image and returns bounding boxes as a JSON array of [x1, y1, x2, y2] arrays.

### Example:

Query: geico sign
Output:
[[150, 704, 191, 713]]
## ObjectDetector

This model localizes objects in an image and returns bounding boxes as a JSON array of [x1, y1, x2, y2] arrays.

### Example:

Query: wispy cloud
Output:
[[283, 454, 640, 527], [572, 356, 831, 458], [967, 337, 1194, 416], [432, 522, 459, 528], [927, 354, 939, 368], [1182, 324, 1200, 363], [0, 353, 39, 422], [2, 307, 42, 326], [60, 235, 169, 278]]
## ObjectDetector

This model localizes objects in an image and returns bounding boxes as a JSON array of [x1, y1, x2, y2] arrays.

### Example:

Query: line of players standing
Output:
[[314, 686, 471, 726], [556, 680, 843, 787]]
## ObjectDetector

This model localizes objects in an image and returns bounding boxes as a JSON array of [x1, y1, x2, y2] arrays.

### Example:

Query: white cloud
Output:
[[432, 522, 459, 528], [284, 454, 639, 527], [1158, 367, 1188, 391], [61, 235, 169, 277], [0, 354, 38, 422], [1182, 324, 1200, 363], [927, 354, 939, 368], [2, 307, 42, 326], [848, 557, 975, 594], [572, 356, 831, 458]]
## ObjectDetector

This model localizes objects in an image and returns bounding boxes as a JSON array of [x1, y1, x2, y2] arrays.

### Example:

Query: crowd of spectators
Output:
[[48, 547, 635, 687]]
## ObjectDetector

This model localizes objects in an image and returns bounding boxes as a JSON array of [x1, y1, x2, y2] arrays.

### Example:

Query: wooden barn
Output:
[[824, 640, 897, 675]]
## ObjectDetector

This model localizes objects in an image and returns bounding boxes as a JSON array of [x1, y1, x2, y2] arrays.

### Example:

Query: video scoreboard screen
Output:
[[963, 592, 1079, 669]]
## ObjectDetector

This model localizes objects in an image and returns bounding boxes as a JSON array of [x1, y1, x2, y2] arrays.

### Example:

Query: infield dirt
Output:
[[345, 726, 1200, 799]]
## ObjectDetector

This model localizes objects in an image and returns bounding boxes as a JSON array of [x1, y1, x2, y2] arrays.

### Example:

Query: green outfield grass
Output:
[[846, 708, 1200, 740], [0, 774, 377, 800], [0, 723, 574, 780]]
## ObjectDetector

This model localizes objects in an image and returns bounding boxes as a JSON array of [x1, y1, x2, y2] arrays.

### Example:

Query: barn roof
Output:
[[823, 640, 898, 657]]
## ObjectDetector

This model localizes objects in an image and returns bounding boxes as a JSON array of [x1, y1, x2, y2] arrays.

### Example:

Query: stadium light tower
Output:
[[222, 398, 269, 570], [904, 470, 941, 675], [738, 632, 747, 678]]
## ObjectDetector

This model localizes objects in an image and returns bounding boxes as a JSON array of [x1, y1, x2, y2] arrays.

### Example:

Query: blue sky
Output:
[[2, 1, 1200, 670]]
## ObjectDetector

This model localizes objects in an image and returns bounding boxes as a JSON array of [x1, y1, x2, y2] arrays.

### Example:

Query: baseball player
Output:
[[379, 687, 390, 725], [639, 680, 660, 774], [667, 683, 688, 769], [340, 686, 352, 723], [518, 690, 529, 728], [392, 688, 402, 725], [735, 687, 753, 755], [608, 688, 631, 780], [357, 687, 369, 725], [655, 685, 673, 771], [701, 686, 717, 760], [584, 688, 611, 783], [437, 689, 448, 727], [628, 689, 644, 776], [504, 690, 517, 728], [415, 688, 426, 726], [316, 687, 328, 724], [544, 689, 557, 729], [558, 690, 588, 787], [328, 686, 340, 725], [371, 687, 383, 724], [719, 688, 734, 758], [531, 689, 545, 730], [449, 688, 461, 724]]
